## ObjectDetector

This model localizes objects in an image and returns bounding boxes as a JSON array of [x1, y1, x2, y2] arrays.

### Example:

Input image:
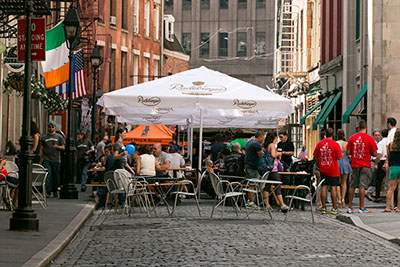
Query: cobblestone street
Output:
[[51, 200, 400, 266]]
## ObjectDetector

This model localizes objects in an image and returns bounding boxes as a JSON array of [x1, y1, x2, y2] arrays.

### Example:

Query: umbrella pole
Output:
[[198, 109, 203, 173]]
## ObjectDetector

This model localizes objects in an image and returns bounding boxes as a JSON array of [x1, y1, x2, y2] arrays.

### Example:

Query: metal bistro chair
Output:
[[171, 176, 202, 217], [209, 172, 247, 219], [104, 171, 125, 214], [0, 174, 13, 210], [32, 164, 48, 208], [284, 177, 325, 224]]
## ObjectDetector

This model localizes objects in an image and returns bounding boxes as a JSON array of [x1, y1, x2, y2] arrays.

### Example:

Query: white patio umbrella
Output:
[[98, 66, 293, 169]]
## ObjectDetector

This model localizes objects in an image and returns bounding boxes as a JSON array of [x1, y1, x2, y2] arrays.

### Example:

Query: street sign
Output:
[[17, 18, 46, 62], [4, 46, 24, 72]]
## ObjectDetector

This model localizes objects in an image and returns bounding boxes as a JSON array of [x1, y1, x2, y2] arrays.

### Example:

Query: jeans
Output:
[[42, 160, 60, 195], [375, 160, 386, 198], [79, 161, 91, 187]]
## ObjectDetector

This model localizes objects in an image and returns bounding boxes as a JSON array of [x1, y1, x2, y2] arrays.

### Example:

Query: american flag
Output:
[[53, 49, 87, 100]]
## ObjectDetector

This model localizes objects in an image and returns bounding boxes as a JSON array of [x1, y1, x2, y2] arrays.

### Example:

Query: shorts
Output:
[[350, 167, 371, 189], [321, 176, 340, 187], [263, 172, 282, 195], [389, 166, 400, 180], [245, 167, 260, 180]]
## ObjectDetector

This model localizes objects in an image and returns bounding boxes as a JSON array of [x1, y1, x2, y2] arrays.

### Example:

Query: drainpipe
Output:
[[160, 0, 164, 76]]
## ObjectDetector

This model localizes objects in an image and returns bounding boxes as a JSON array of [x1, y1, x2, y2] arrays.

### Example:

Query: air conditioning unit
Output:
[[110, 16, 117, 26]]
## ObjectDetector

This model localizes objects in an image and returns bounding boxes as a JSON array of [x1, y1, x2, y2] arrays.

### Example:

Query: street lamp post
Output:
[[59, 7, 80, 199], [90, 46, 103, 144], [9, 0, 39, 231]]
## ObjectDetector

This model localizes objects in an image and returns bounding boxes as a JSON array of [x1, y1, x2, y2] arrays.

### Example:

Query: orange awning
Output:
[[122, 124, 173, 145]]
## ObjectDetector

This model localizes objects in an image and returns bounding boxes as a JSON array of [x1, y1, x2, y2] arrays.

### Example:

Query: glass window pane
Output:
[[256, 0, 265, 9], [219, 0, 228, 9], [201, 0, 210, 9], [121, 52, 127, 87], [182, 33, 192, 55], [238, 0, 247, 9], [237, 32, 247, 57], [183, 0, 191, 10], [256, 32, 266, 56], [200, 32, 210, 58], [218, 32, 228, 57]]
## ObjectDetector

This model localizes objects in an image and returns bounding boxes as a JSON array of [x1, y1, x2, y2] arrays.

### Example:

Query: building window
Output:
[[109, 49, 116, 90], [133, 0, 139, 33], [199, 32, 210, 58], [144, 57, 150, 82], [218, 32, 228, 57], [109, 0, 116, 17], [144, 1, 150, 37], [165, 0, 173, 11], [238, 0, 247, 9], [121, 51, 127, 87], [255, 32, 266, 55], [133, 54, 139, 84], [183, 0, 191, 10], [237, 32, 247, 57], [121, 0, 127, 29], [256, 0, 265, 9], [201, 0, 210, 9], [219, 0, 228, 9], [154, 4, 160, 40], [182, 32, 191, 55], [355, 0, 361, 40], [153, 59, 160, 79]]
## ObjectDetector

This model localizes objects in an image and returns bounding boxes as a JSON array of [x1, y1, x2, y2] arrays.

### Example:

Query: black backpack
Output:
[[224, 154, 244, 176]]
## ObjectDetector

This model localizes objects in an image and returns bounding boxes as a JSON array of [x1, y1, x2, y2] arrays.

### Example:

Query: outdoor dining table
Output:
[[244, 178, 283, 219], [141, 176, 191, 216]]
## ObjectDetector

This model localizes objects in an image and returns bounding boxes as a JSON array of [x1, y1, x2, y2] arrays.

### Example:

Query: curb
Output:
[[22, 203, 95, 267], [336, 213, 400, 245]]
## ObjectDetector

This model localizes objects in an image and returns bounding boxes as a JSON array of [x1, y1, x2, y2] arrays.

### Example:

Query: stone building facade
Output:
[[165, 0, 275, 88]]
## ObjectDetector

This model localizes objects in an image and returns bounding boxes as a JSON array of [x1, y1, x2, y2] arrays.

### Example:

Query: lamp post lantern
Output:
[[90, 46, 103, 144], [59, 7, 80, 199]]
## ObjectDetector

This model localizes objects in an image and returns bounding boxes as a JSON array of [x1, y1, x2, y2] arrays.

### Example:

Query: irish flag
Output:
[[41, 21, 69, 89]]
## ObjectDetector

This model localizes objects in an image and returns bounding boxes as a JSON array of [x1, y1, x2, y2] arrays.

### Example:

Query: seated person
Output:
[[168, 147, 185, 178], [224, 143, 245, 176], [153, 143, 171, 176], [136, 145, 156, 176], [0, 158, 18, 209]]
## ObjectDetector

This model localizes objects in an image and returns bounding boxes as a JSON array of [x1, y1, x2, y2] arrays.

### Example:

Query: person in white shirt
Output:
[[136, 145, 156, 176], [375, 129, 389, 200], [387, 117, 397, 145], [168, 147, 186, 178]]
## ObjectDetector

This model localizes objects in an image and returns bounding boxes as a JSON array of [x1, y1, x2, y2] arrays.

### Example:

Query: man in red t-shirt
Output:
[[347, 120, 377, 213], [313, 128, 342, 214]]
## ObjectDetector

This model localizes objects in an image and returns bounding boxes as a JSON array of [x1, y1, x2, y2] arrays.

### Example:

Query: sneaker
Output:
[[358, 208, 369, 213], [320, 208, 327, 214], [280, 204, 289, 213], [329, 208, 338, 216], [346, 208, 353, 214], [246, 201, 257, 208]]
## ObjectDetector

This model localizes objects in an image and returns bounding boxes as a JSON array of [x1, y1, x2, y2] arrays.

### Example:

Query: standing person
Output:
[[367, 129, 383, 198], [76, 132, 93, 192], [96, 136, 108, 161], [31, 121, 41, 163], [153, 143, 171, 176], [387, 117, 397, 145], [244, 130, 265, 207], [336, 129, 352, 208], [347, 121, 377, 213], [384, 130, 400, 212], [375, 129, 388, 201], [41, 122, 65, 197], [277, 131, 295, 170], [263, 132, 289, 212], [210, 134, 225, 163], [313, 128, 342, 215]]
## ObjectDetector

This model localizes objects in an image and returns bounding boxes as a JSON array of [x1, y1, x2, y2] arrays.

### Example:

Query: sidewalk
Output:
[[336, 198, 400, 245], [0, 190, 95, 267]]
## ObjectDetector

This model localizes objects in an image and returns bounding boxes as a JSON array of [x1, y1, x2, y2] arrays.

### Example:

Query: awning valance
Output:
[[316, 91, 342, 128], [300, 97, 328, 125], [311, 92, 338, 130], [342, 84, 367, 123]]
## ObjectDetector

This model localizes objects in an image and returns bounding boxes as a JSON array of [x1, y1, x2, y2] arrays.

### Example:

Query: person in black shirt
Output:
[[211, 134, 225, 163], [244, 130, 265, 206], [277, 131, 295, 170]]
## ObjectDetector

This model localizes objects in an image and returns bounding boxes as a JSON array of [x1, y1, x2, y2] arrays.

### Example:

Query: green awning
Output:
[[342, 83, 368, 123], [311, 94, 336, 130], [317, 91, 342, 127], [300, 97, 328, 125]]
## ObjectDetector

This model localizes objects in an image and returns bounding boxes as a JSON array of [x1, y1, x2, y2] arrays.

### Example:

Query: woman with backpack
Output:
[[260, 132, 289, 213]]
